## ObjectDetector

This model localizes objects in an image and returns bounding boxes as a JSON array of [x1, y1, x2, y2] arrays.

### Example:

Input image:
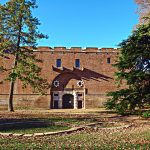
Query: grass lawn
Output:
[[0, 125, 149, 149], [0, 109, 149, 149]]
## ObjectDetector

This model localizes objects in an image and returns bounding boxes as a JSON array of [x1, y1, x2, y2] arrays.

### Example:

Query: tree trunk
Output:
[[8, 53, 19, 112], [8, 80, 15, 112], [8, 14, 22, 112]]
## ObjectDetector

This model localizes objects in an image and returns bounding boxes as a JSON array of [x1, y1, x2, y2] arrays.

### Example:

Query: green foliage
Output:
[[0, 0, 49, 94], [142, 110, 150, 118], [105, 22, 150, 114]]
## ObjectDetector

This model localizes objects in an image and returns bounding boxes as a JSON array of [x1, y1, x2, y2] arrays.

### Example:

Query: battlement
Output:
[[36, 46, 119, 53]]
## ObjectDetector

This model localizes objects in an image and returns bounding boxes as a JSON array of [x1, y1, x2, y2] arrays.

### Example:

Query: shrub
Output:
[[142, 111, 150, 118]]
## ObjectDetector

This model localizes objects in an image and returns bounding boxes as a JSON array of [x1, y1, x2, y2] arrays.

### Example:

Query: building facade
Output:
[[0, 47, 119, 109]]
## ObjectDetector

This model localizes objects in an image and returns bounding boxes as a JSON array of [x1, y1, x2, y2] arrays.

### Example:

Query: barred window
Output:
[[56, 59, 61, 67], [107, 58, 111, 64], [75, 59, 80, 68]]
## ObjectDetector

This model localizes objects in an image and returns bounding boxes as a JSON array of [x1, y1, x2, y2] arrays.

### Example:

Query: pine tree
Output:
[[0, 0, 49, 112], [105, 22, 150, 115]]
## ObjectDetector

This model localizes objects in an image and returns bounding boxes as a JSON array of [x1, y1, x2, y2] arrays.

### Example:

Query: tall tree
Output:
[[0, 0, 49, 112], [135, 0, 150, 24], [105, 23, 150, 115]]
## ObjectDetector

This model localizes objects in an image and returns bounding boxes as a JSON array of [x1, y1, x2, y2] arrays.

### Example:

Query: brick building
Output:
[[0, 47, 119, 109]]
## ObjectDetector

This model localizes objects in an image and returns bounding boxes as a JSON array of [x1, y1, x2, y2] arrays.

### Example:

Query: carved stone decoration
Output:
[[53, 80, 60, 87], [77, 80, 84, 87]]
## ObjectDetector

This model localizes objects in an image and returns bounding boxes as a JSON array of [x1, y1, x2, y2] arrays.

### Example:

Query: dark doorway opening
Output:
[[54, 101, 59, 109], [78, 101, 82, 109], [62, 94, 74, 109]]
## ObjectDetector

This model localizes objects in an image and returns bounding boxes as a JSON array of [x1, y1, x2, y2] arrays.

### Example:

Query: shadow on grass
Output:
[[0, 117, 95, 133], [0, 119, 54, 132]]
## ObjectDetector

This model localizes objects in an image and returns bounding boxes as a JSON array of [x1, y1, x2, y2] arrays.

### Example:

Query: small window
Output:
[[85, 88, 88, 94], [54, 93, 59, 97], [78, 93, 82, 97], [56, 59, 61, 67], [75, 59, 80, 68], [107, 58, 111, 64]]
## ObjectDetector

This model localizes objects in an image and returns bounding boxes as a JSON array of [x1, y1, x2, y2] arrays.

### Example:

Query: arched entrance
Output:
[[62, 94, 74, 109], [51, 72, 85, 109]]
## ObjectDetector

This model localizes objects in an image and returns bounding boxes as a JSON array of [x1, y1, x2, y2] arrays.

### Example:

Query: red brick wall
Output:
[[0, 47, 119, 109]]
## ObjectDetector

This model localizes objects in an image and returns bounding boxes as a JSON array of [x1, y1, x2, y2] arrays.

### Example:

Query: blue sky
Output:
[[1, 0, 138, 48]]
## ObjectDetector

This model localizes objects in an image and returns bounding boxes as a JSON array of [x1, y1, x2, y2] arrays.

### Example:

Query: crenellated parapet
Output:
[[36, 46, 119, 53]]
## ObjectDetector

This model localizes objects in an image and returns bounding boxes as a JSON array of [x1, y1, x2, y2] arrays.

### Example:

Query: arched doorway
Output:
[[62, 94, 74, 109]]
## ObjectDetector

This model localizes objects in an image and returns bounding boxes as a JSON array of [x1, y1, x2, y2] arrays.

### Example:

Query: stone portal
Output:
[[51, 72, 85, 109], [52, 89, 85, 109]]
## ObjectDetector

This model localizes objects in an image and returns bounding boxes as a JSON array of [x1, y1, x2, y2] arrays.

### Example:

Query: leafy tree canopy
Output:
[[105, 22, 150, 114]]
